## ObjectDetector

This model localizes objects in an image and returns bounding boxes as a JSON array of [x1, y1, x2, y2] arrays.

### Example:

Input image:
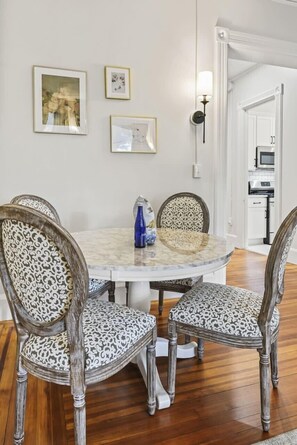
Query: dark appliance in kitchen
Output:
[[248, 180, 275, 244], [255, 146, 275, 169]]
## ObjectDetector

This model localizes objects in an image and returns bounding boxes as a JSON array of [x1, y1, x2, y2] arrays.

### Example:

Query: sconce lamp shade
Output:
[[197, 71, 213, 98]]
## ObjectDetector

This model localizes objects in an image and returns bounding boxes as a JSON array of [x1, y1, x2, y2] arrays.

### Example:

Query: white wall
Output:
[[0, 0, 213, 233]]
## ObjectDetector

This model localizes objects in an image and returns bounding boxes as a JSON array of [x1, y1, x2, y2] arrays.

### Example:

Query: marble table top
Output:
[[73, 228, 234, 282]]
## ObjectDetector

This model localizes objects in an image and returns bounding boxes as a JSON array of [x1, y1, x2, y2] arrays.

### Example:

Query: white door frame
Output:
[[214, 26, 297, 237], [238, 85, 284, 248]]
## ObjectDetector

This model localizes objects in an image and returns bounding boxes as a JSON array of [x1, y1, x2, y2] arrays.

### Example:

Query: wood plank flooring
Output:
[[1, 249, 297, 444]]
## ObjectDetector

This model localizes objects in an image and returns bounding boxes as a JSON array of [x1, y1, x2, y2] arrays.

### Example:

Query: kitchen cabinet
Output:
[[247, 114, 275, 170], [248, 196, 267, 240], [256, 116, 275, 146]]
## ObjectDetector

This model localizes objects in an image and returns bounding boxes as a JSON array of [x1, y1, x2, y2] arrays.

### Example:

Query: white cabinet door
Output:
[[257, 116, 274, 146], [248, 208, 267, 238], [248, 197, 267, 239]]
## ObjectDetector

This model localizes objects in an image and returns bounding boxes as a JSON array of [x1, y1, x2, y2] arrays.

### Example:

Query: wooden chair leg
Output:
[[197, 338, 204, 360], [158, 290, 164, 315], [125, 282, 129, 306], [147, 339, 156, 415], [14, 336, 28, 445], [259, 350, 271, 432], [14, 368, 27, 445], [185, 334, 191, 344], [73, 392, 86, 445], [108, 282, 115, 303], [270, 339, 279, 388], [168, 321, 177, 404]]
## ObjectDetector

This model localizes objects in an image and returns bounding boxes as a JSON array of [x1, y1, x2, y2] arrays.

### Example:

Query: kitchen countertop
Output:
[[248, 194, 269, 198]]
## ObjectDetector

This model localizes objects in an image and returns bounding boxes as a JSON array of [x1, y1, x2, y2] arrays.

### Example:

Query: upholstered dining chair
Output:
[[11, 194, 115, 302], [168, 206, 297, 432], [0, 204, 156, 445], [150, 192, 210, 315]]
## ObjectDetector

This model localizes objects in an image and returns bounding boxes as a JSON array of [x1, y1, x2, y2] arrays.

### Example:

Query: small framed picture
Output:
[[33, 66, 87, 135], [110, 115, 157, 153], [105, 66, 131, 100]]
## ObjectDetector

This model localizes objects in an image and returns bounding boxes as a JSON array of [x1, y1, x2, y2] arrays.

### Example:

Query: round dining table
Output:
[[72, 227, 234, 410]]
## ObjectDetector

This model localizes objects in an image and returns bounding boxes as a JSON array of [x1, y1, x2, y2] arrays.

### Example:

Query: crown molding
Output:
[[216, 26, 297, 58]]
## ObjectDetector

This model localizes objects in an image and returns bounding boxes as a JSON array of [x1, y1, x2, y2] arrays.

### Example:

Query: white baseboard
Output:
[[227, 233, 238, 243]]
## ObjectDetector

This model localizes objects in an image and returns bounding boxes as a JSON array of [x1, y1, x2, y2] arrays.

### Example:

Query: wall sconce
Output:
[[190, 71, 213, 143]]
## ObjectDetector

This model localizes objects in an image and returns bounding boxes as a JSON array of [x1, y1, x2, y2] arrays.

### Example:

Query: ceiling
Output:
[[228, 59, 258, 81]]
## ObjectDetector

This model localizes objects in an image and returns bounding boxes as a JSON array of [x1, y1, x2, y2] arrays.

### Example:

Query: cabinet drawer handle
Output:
[[253, 201, 262, 204]]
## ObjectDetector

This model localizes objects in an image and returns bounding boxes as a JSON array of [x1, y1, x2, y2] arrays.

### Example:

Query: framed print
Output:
[[33, 66, 87, 135], [105, 66, 130, 100], [110, 115, 157, 153]]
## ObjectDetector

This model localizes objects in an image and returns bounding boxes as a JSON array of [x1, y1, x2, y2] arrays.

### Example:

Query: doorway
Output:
[[227, 74, 282, 253], [214, 27, 297, 250]]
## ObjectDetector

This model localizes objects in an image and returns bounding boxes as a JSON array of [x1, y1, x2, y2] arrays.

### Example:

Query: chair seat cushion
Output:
[[169, 282, 280, 339], [22, 300, 156, 372], [88, 278, 108, 295], [151, 276, 201, 288]]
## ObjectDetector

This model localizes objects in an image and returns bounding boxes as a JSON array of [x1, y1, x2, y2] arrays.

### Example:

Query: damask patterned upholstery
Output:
[[169, 283, 279, 338], [88, 278, 109, 296], [2, 219, 73, 323], [278, 225, 297, 291], [150, 192, 209, 315], [15, 198, 57, 220], [158, 196, 205, 232], [152, 276, 201, 288], [22, 300, 156, 371], [11, 194, 114, 301]]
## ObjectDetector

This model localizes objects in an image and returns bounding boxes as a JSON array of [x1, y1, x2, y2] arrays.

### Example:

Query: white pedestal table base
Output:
[[128, 281, 197, 410]]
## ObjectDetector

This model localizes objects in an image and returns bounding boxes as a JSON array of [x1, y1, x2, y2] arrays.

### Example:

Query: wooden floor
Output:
[[1, 249, 297, 444]]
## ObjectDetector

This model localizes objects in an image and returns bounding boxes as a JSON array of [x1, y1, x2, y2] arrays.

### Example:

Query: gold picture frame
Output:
[[33, 66, 87, 135], [105, 66, 131, 100], [110, 115, 157, 153]]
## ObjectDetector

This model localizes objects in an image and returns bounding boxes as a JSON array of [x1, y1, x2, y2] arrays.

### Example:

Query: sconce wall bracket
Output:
[[190, 110, 205, 125]]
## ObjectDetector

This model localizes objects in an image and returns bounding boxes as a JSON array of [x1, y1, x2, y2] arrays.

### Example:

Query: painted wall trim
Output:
[[216, 27, 297, 57]]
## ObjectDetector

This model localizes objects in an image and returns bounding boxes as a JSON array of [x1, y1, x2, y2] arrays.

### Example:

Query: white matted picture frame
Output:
[[33, 66, 87, 135], [110, 115, 157, 153], [105, 66, 131, 100]]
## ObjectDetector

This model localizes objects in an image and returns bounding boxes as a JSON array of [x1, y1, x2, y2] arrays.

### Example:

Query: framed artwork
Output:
[[33, 66, 87, 135], [105, 66, 131, 100], [110, 115, 157, 153]]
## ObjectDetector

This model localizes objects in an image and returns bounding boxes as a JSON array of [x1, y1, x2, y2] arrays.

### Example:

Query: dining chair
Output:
[[150, 193, 210, 316], [0, 204, 156, 445], [11, 194, 115, 303], [168, 206, 297, 432]]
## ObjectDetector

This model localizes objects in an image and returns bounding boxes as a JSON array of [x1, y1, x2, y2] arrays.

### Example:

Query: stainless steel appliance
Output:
[[248, 180, 275, 244], [256, 146, 275, 169]]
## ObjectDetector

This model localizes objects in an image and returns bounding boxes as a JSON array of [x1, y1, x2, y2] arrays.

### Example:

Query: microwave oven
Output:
[[256, 146, 275, 169]]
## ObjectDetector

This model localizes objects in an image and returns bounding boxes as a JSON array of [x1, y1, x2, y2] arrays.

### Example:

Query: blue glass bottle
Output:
[[134, 204, 147, 248]]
